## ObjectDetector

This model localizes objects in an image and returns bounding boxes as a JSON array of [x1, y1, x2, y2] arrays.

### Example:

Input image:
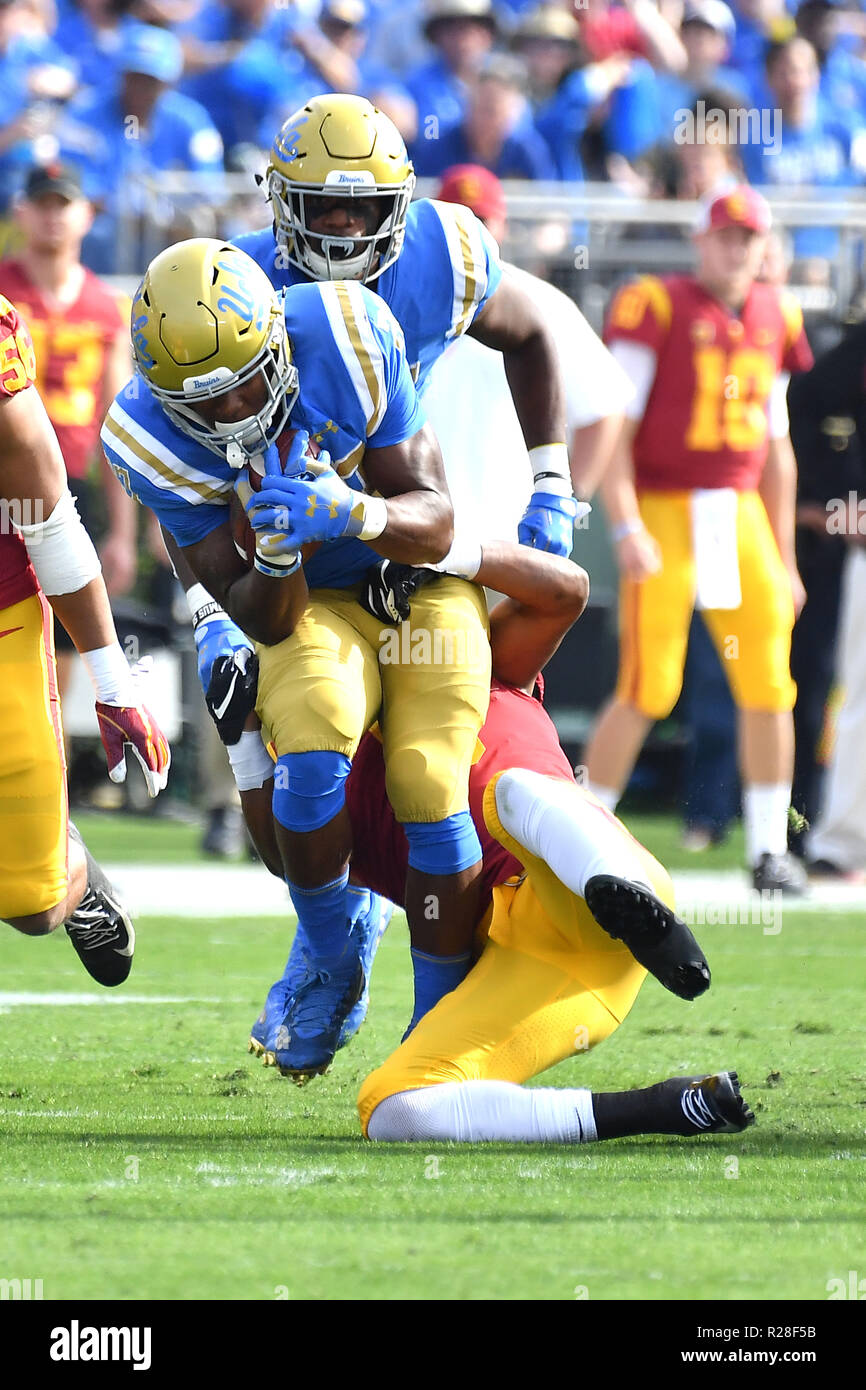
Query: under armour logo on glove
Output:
[[95, 702, 170, 797]]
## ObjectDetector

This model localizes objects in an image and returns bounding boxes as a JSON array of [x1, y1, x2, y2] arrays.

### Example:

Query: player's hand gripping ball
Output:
[[231, 433, 321, 575], [241, 446, 371, 549]]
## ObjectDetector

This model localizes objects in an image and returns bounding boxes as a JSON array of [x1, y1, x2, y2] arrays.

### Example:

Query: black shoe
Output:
[[65, 824, 135, 987], [673, 1071, 755, 1135], [202, 806, 244, 859], [752, 852, 807, 896], [584, 874, 711, 1001]]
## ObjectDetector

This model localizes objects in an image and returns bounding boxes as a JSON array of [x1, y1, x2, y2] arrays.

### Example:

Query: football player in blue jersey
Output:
[[181, 97, 581, 1064], [101, 237, 492, 1077], [234, 92, 578, 558]]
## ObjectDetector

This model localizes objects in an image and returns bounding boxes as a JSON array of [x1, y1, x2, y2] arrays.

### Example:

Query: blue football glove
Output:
[[518, 492, 590, 555], [191, 603, 258, 744], [249, 459, 382, 548], [193, 606, 253, 693], [234, 440, 321, 575]]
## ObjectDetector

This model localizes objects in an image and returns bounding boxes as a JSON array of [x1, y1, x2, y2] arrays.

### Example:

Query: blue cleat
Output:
[[249, 926, 312, 1061], [339, 893, 393, 1047], [272, 943, 365, 1081], [250, 890, 394, 1065]]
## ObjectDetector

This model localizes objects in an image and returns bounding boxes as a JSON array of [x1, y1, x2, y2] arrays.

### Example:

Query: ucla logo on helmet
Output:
[[274, 116, 308, 162], [215, 258, 267, 331], [130, 309, 156, 368]]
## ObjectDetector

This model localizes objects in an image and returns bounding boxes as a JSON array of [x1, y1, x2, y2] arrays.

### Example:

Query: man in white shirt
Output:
[[422, 164, 634, 544]]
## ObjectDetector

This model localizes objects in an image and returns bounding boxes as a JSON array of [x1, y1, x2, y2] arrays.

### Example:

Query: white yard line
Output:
[[0, 993, 222, 1007], [98, 864, 866, 919]]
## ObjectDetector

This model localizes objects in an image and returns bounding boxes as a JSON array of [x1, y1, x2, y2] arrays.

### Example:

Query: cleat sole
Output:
[[584, 874, 711, 1001]]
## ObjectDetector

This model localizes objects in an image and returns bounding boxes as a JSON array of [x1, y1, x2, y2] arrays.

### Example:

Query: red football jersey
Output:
[[345, 678, 575, 910], [604, 274, 814, 492], [0, 293, 39, 610], [0, 260, 126, 481]]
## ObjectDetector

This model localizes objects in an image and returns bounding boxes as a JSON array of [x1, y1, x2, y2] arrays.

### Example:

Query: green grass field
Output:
[[1, 815, 864, 1301]]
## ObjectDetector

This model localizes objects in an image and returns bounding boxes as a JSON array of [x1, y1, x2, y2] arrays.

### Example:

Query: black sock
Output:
[[593, 1079, 698, 1139]]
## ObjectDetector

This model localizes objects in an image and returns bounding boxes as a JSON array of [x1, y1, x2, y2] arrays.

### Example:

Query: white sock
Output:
[[494, 768, 651, 897], [587, 782, 619, 812], [367, 1082, 598, 1143], [743, 783, 790, 864]]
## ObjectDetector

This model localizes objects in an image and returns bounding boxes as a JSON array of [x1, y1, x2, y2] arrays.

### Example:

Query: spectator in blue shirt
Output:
[[407, 0, 499, 159], [727, 0, 796, 94], [605, 1, 748, 163], [52, 0, 136, 91], [177, 0, 309, 152], [244, 0, 418, 150], [652, 0, 753, 138], [795, 0, 866, 112], [56, 23, 223, 271], [739, 35, 866, 259], [512, 5, 634, 181], [412, 54, 558, 178], [0, 0, 77, 210]]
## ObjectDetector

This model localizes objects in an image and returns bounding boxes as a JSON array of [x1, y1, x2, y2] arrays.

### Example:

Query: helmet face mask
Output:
[[131, 239, 300, 467], [266, 95, 416, 284], [269, 171, 413, 283], [150, 319, 299, 467]]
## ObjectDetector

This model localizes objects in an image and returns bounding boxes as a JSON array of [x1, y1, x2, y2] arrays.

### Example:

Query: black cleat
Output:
[[584, 874, 711, 1000], [752, 851, 807, 896], [65, 824, 135, 987], [673, 1071, 755, 1135]]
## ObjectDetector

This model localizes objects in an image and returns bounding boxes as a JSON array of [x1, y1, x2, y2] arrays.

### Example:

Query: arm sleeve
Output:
[[555, 297, 636, 429], [768, 371, 790, 440], [607, 340, 658, 420]]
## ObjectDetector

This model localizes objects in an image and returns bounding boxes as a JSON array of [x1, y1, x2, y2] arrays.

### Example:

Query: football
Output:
[[230, 428, 322, 567]]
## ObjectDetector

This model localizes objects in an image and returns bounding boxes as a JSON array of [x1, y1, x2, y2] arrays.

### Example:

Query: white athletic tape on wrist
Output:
[[227, 729, 275, 791], [428, 533, 482, 581], [355, 493, 388, 542], [529, 444, 572, 500], [81, 643, 138, 706], [186, 582, 227, 630], [17, 488, 101, 596]]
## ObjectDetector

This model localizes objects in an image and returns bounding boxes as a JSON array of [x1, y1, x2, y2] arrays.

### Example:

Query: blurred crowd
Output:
[[4, 0, 866, 271]]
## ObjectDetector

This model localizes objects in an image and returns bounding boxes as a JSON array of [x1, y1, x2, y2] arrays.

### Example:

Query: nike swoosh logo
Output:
[[113, 920, 135, 958], [213, 667, 240, 721], [0, 626, 23, 639]]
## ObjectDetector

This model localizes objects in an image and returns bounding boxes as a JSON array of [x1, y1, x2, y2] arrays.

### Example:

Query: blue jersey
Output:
[[100, 279, 425, 590], [233, 197, 502, 395]]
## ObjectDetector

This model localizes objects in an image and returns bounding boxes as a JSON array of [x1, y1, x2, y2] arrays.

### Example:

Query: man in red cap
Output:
[[423, 162, 634, 541], [582, 184, 815, 893]]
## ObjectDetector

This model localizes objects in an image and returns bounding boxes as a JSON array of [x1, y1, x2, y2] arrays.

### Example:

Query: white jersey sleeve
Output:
[[607, 339, 658, 421], [768, 371, 791, 440], [502, 265, 635, 430]]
